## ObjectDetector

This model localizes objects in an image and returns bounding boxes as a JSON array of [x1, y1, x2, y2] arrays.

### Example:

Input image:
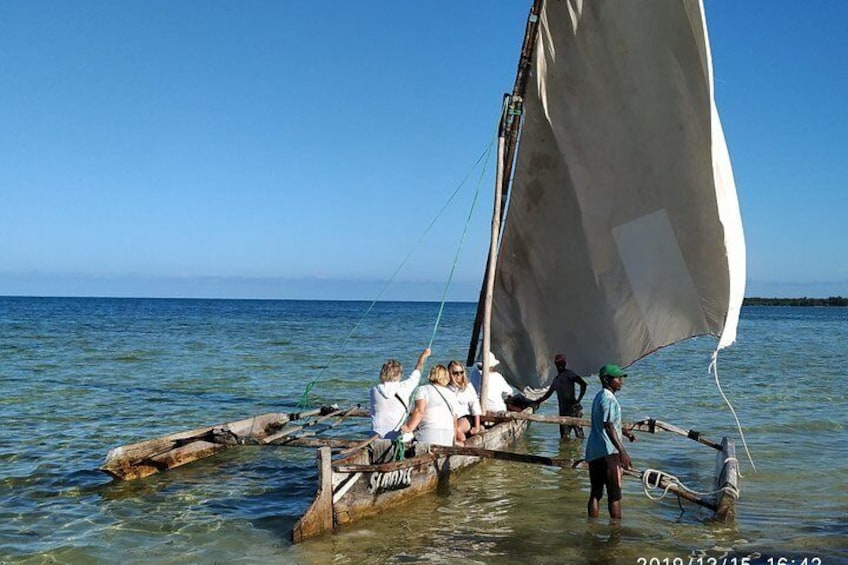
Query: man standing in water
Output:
[[532, 353, 588, 438], [585, 364, 637, 519]]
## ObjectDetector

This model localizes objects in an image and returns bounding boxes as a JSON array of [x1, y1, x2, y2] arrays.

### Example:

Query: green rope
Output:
[[427, 136, 494, 349], [393, 435, 406, 462], [296, 138, 496, 405], [394, 135, 493, 439], [297, 380, 317, 409]]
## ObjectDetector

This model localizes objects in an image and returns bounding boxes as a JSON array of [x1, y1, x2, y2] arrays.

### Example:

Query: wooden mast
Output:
[[480, 106, 508, 412], [467, 0, 545, 368]]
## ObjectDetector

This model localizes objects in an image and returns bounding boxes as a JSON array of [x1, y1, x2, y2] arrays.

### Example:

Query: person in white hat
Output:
[[468, 352, 514, 413]]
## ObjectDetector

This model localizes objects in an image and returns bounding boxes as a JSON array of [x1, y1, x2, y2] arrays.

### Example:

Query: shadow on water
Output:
[[577, 522, 635, 565]]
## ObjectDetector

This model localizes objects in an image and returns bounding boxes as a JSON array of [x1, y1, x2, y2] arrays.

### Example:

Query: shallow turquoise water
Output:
[[1, 298, 845, 564]]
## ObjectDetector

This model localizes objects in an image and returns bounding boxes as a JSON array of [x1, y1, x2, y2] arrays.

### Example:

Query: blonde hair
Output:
[[379, 360, 403, 383], [428, 364, 450, 387], [447, 360, 468, 390]]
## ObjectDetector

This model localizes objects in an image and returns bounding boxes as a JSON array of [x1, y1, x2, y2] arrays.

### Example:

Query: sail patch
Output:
[[612, 209, 708, 349]]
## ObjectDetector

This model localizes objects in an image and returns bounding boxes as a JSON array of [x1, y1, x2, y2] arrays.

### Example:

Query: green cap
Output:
[[599, 364, 628, 378]]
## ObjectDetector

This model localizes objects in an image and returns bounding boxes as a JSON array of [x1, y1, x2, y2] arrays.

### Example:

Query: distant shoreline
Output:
[[2, 294, 847, 306], [743, 296, 847, 307]]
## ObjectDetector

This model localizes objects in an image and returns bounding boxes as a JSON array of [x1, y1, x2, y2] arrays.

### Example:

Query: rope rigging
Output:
[[296, 134, 497, 411], [427, 133, 493, 350], [388, 135, 495, 438], [392, 435, 406, 462], [640, 467, 740, 504], [710, 349, 757, 472]]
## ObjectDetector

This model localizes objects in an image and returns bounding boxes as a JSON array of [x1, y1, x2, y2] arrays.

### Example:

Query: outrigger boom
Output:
[[483, 411, 725, 450]]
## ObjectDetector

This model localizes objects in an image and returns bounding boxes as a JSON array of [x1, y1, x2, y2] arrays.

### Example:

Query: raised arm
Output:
[[414, 348, 432, 373], [453, 417, 464, 446], [533, 377, 556, 407], [469, 388, 483, 434], [470, 414, 481, 434]]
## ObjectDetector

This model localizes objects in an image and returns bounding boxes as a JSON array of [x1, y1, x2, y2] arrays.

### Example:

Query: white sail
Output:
[[492, 0, 746, 387]]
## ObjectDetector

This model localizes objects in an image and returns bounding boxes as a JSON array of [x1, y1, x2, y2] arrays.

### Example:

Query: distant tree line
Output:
[[743, 296, 848, 307]]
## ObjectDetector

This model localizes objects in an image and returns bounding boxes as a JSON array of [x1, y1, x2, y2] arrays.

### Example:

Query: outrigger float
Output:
[[101, 405, 365, 481]]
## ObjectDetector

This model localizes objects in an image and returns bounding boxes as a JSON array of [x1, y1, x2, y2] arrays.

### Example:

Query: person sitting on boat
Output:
[[447, 360, 482, 441], [369, 348, 431, 440], [399, 364, 461, 446], [585, 364, 637, 520], [532, 353, 588, 439], [469, 352, 515, 413]]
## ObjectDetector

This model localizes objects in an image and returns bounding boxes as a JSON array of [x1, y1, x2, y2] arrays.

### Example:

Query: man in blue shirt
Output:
[[585, 364, 636, 519]]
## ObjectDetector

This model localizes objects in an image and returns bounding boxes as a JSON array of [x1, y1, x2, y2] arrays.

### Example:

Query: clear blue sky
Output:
[[1, 1, 845, 300]]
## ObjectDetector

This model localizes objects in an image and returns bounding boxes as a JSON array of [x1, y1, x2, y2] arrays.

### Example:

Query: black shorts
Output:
[[506, 393, 535, 410], [460, 414, 476, 427], [588, 453, 623, 502]]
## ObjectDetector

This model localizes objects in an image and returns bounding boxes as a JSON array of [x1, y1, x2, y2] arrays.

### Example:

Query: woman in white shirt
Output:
[[447, 360, 482, 442], [369, 348, 430, 439], [400, 364, 460, 446]]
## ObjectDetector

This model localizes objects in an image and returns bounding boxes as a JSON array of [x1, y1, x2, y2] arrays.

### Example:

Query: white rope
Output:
[[642, 469, 679, 501], [710, 349, 757, 472], [723, 455, 743, 479], [641, 468, 739, 502]]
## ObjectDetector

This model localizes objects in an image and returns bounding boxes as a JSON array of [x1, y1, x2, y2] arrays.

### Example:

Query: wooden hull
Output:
[[291, 413, 530, 543]]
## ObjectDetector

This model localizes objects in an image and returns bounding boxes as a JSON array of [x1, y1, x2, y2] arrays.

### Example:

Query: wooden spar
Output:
[[431, 445, 584, 469], [333, 453, 438, 474], [483, 411, 590, 427], [483, 412, 722, 450], [480, 104, 508, 414], [321, 406, 360, 429], [261, 406, 351, 444], [263, 405, 364, 444], [267, 437, 366, 450], [261, 413, 339, 443], [335, 433, 380, 457], [346, 408, 369, 418], [652, 420, 722, 451], [467, 0, 545, 366]]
